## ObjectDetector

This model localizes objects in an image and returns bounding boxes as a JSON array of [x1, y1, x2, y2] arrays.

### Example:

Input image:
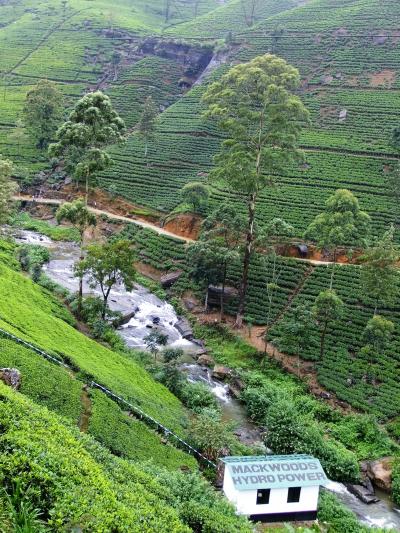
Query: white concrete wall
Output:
[[223, 474, 319, 516]]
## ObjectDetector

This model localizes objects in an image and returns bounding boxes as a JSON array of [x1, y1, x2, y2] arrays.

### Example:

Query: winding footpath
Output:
[[14, 194, 345, 265], [14, 195, 195, 244]]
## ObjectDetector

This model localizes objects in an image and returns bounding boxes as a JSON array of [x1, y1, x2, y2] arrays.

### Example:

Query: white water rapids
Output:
[[14, 229, 400, 529]]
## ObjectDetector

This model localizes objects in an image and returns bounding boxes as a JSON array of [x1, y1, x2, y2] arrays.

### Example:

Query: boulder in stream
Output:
[[212, 365, 232, 381], [197, 354, 215, 367], [366, 457, 394, 492], [114, 311, 136, 328], [229, 378, 246, 399], [345, 483, 379, 504], [175, 317, 193, 340]]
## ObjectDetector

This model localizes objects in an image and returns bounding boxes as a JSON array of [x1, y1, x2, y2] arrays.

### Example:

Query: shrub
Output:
[[264, 400, 359, 482], [318, 491, 370, 533], [393, 458, 400, 506], [180, 382, 220, 414], [241, 386, 280, 422]]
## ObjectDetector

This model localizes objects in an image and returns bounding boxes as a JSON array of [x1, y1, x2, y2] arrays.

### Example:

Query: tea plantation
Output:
[[2, 0, 400, 529]]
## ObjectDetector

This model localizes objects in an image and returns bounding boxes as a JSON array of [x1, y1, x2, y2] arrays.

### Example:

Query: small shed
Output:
[[222, 454, 328, 523]]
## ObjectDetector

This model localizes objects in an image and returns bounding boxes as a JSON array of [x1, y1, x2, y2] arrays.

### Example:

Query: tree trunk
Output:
[[77, 233, 84, 317], [220, 264, 227, 322], [144, 141, 148, 157], [235, 193, 256, 328], [320, 321, 328, 360], [102, 286, 112, 320], [329, 248, 337, 289], [85, 174, 89, 205], [102, 298, 107, 320]]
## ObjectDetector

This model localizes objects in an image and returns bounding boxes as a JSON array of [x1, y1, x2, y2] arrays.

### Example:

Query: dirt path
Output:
[[197, 312, 354, 414], [14, 195, 194, 243], [14, 195, 357, 267], [78, 385, 92, 433]]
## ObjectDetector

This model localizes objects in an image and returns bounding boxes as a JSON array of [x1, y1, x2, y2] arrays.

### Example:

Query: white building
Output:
[[222, 454, 328, 522]]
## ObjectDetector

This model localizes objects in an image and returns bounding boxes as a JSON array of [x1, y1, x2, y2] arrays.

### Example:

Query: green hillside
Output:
[[0, 261, 187, 430], [2, 0, 400, 528], [0, 241, 198, 471], [0, 382, 251, 532], [98, 0, 400, 239], [0, 0, 218, 173]]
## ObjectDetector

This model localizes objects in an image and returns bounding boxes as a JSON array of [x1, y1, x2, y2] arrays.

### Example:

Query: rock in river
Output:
[[366, 457, 393, 492], [212, 365, 232, 381]]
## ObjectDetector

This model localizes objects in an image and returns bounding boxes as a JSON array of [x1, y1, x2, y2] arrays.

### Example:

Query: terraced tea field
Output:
[[99, 0, 400, 240]]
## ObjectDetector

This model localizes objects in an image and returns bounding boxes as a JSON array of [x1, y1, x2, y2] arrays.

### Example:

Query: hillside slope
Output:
[[0, 241, 197, 470], [0, 382, 251, 532], [99, 0, 400, 239]]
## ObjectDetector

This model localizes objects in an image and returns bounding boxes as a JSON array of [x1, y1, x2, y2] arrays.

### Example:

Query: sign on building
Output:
[[222, 454, 328, 522]]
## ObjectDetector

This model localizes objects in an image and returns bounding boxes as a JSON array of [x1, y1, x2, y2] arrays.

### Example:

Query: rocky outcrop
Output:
[[138, 38, 213, 82], [175, 317, 193, 340], [160, 271, 182, 289], [365, 457, 393, 492], [0, 368, 21, 390], [212, 365, 232, 381], [207, 285, 238, 307], [197, 354, 215, 367]]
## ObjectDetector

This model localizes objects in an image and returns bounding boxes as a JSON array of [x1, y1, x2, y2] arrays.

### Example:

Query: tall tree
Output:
[[240, 0, 262, 27], [56, 199, 96, 315], [76, 240, 136, 319], [181, 182, 209, 214], [137, 96, 159, 157], [203, 54, 309, 327], [359, 225, 400, 314], [188, 203, 245, 318], [359, 315, 394, 383], [23, 80, 64, 149], [275, 304, 315, 375], [0, 157, 18, 224], [305, 189, 370, 288], [312, 289, 344, 360], [49, 91, 125, 201]]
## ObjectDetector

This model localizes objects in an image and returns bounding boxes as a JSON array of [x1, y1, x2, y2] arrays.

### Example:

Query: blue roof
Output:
[[223, 454, 328, 491]]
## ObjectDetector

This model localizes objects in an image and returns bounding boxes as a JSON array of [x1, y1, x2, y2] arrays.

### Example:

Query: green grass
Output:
[[11, 212, 80, 241], [88, 389, 196, 469], [0, 382, 191, 532], [0, 258, 188, 434], [0, 335, 82, 421]]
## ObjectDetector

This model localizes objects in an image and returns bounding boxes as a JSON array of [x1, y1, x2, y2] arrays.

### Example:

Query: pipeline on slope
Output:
[[0, 326, 216, 469]]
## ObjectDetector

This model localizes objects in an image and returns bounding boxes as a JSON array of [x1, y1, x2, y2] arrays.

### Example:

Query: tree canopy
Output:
[[203, 54, 309, 326], [181, 182, 209, 213], [76, 240, 136, 319], [0, 157, 18, 224], [23, 80, 64, 149], [360, 225, 400, 312], [49, 91, 125, 198]]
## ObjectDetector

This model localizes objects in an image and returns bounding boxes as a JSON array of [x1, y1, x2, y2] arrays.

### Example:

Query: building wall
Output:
[[223, 475, 320, 516]]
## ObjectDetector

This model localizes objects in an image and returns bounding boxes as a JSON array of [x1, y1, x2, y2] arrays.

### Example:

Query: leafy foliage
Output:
[[0, 157, 18, 224], [23, 80, 64, 149], [50, 91, 125, 192]]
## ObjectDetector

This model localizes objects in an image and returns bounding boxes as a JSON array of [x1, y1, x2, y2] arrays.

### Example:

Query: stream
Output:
[[14, 229, 400, 529]]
